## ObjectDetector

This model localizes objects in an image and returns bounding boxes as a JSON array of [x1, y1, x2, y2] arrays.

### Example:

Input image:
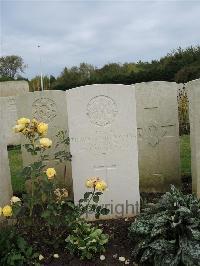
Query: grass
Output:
[[8, 135, 191, 193], [8, 145, 25, 193], [180, 134, 191, 176]]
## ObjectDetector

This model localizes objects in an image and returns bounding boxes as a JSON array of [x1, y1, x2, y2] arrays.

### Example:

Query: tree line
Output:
[[1, 46, 200, 91]]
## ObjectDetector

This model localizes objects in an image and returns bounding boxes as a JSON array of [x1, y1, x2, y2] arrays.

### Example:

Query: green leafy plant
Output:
[[65, 218, 109, 260], [129, 185, 200, 266], [0, 227, 39, 266]]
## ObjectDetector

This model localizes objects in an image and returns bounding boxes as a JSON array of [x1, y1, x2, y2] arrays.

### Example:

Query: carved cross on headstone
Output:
[[137, 107, 176, 179], [94, 163, 116, 186], [138, 106, 175, 182]]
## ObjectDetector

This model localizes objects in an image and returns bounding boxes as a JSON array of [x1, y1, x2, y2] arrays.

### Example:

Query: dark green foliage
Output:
[[0, 55, 27, 79], [50, 46, 200, 91], [129, 186, 200, 266], [0, 227, 39, 266]]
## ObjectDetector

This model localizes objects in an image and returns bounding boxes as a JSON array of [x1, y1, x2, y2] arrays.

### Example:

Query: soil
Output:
[[43, 218, 137, 266], [20, 175, 192, 265]]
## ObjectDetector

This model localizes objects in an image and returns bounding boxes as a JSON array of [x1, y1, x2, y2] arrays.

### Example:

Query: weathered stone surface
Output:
[[135, 81, 181, 192], [4, 96, 21, 146], [0, 81, 29, 145], [16, 90, 72, 192], [0, 81, 29, 97], [187, 79, 200, 197], [66, 84, 140, 219], [0, 98, 13, 207]]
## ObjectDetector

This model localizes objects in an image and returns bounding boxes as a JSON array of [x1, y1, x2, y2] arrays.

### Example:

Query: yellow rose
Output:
[[46, 168, 56, 179], [10, 196, 21, 205], [85, 177, 99, 188], [39, 138, 52, 148], [2, 205, 12, 217], [13, 124, 25, 133], [0, 207, 2, 216], [17, 117, 30, 125], [86, 179, 94, 188], [37, 122, 48, 135], [22, 127, 32, 135], [95, 180, 107, 191]]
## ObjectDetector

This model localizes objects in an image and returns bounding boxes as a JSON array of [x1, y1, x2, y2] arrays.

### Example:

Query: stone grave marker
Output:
[[187, 79, 200, 197], [16, 90, 72, 192], [0, 98, 13, 207], [66, 84, 140, 219], [0, 81, 29, 145], [0, 80, 29, 97], [135, 81, 181, 192]]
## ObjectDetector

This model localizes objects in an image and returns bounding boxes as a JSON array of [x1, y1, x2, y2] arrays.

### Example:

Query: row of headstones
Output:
[[0, 80, 199, 218]]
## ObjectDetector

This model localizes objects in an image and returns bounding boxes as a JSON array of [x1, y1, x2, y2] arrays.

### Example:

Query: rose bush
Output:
[[0, 117, 109, 264]]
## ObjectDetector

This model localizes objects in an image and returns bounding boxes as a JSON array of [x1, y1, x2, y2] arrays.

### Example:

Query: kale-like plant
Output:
[[129, 185, 200, 266], [65, 219, 109, 260]]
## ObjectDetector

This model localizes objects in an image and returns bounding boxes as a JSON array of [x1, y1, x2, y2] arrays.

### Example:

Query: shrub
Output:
[[129, 185, 200, 266], [0, 117, 110, 263], [66, 219, 109, 260], [177, 85, 190, 135]]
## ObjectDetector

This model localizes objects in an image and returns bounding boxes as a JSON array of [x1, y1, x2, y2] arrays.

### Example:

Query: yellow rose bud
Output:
[[13, 124, 25, 133], [17, 117, 30, 125], [95, 180, 107, 191], [39, 138, 52, 148], [2, 205, 12, 217], [37, 122, 48, 135], [46, 168, 56, 179], [10, 196, 21, 205]]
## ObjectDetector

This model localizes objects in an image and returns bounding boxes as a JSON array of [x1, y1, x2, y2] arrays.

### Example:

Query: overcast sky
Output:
[[1, 0, 200, 79]]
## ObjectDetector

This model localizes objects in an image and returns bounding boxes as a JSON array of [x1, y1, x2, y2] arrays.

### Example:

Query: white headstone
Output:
[[187, 79, 200, 197], [66, 84, 140, 219], [0, 81, 29, 146], [0, 81, 29, 97], [4, 96, 21, 145], [0, 98, 13, 207], [16, 91, 72, 190], [135, 81, 181, 192]]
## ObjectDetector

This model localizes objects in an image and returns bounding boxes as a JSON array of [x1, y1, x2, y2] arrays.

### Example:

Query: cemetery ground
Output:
[[4, 134, 192, 266]]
